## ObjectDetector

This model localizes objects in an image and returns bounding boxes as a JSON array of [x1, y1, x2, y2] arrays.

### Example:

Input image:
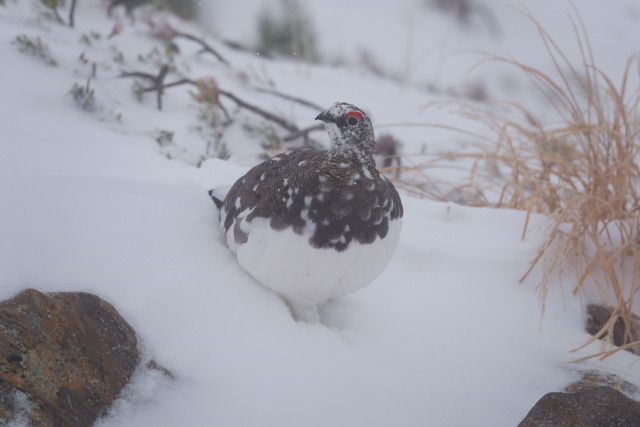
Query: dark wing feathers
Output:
[[212, 150, 403, 252]]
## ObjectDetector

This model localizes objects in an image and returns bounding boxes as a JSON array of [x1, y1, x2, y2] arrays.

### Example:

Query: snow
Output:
[[1, 0, 640, 426]]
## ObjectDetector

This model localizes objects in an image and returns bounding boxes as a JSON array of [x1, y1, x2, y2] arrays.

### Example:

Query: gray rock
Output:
[[518, 385, 640, 427]]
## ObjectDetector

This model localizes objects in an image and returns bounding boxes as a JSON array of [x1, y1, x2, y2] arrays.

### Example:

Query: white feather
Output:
[[224, 216, 402, 320]]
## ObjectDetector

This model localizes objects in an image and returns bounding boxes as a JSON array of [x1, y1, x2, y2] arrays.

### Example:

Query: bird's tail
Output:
[[208, 186, 230, 210]]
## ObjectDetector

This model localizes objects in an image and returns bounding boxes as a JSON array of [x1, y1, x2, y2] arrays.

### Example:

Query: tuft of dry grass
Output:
[[390, 10, 640, 360], [459, 12, 640, 360]]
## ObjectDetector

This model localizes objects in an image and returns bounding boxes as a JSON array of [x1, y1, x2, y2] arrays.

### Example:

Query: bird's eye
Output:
[[345, 111, 363, 126]]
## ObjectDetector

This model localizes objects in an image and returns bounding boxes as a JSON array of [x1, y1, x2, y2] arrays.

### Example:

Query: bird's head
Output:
[[315, 102, 375, 163]]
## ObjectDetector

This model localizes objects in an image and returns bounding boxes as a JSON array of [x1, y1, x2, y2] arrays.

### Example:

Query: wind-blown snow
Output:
[[1, 1, 640, 426]]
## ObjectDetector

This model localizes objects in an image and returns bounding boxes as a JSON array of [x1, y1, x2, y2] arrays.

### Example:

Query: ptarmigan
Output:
[[209, 102, 403, 322]]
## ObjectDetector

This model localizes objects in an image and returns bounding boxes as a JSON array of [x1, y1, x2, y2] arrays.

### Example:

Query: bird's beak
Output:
[[315, 111, 332, 123]]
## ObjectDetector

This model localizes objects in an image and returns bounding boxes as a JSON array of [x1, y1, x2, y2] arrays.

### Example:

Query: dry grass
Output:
[[398, 11, 640, 360], [383, 153, 491, 204]]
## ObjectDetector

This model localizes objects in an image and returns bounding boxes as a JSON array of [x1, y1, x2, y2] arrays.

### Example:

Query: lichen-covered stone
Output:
[[0, 289, 139, 427]]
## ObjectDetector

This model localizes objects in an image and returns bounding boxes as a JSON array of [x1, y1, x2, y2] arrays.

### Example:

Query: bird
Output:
[[209, 102, 403, 323]]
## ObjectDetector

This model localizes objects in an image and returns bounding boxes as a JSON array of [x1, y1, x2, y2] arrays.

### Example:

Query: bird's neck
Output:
[[328, 139, 374, 165]]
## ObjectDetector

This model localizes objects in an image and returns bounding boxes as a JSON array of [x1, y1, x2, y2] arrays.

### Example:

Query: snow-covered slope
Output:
[[1, 1, 640, 426]]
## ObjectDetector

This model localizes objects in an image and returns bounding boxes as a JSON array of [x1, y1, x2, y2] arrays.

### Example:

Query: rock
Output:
[[565, 370, 640, 396], [586, 304, 627, 347], [585, 304, 640, 354], [0, 289, 139, 427], [518, 385, 640, 427]]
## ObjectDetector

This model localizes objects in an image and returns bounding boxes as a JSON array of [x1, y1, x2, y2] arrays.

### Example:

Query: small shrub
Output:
[[453, 13, 640, 360], [38, 0, 67, 24], [190, 77, 220, 106], [216, 142, 231, 160], [137, 45, 176, 70], [40, 0, 62, 9], [195, 101, 232, 164], [243, 121, 280, 151], [108, 0, 198, 20], [69, 79, 96, 111], [112, 48, 125, 65], [429, 0, 501, 38], [79, 31, 101, 46], [132, 80, 146, 102], [162, 0, 198, 20], [256, 0, 318, 62], [13, 35, 57, 66], [155, 129, 174, 146]]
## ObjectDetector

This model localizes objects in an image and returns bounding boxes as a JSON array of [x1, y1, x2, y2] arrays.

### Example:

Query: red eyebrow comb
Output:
[[346, 111, 364, 121]]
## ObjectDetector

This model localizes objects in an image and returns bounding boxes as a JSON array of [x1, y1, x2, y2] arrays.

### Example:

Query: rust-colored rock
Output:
[[518, 385, 640, 427], [0, 289, 139, 426]]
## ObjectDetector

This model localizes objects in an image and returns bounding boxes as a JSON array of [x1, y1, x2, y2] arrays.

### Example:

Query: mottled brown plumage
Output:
[[218, 149, 402, 252]]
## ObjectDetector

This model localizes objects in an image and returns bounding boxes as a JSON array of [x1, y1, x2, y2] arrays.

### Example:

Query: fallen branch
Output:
[[255, 88, 323, 111], [281, 124, 325, 150], [68, 0, 78, 27], [222, 39, 270, 58], [139, 77, 233, 124], [174, 31, 230, 66], [141, 77, 194, 92], [120, 70, 296, 131], [219, 89, 299, 132], [49, 4, 66, 25], [282, 124, 323, 143], [144, 18, 230, 66], [120, 65, 170, 110], [42, 0, 78, 27]]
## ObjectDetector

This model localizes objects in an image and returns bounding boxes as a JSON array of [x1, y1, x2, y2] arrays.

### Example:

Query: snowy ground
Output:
[[2, 1, 640, 426]]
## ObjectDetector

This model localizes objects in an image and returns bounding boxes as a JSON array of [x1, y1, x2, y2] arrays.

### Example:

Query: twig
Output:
[[222, 39, 271, 58], [51, 5, 66, 25], [120, 65, 171, 110], [282, 124, 323, 142], [255, 88, 323, 111], [141, 78, 195, 92], [282, 124, 325, 150], [120, 71, 158, 80], [137, 77, 234, 124], [152, 65, 169, 111], [120, 68, 298, 131], [68, 0, 78, 27], [219, 90, 298, 132], [174, 32, 230, 66]]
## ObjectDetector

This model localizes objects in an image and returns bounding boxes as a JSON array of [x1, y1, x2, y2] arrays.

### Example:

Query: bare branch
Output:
[[174, 32, 230, 66], [282, 124, 323, 142], [119, 68, 298, 132], [141, 78, 195, 92], [255, 88, 323, 111], [68, 0, 78, 27], [120, 65, 171, 110], [221, 39, 270, 58], [219, 90, 299, 132], [120, 71, 157, 81], [51, 4, 65, 25]]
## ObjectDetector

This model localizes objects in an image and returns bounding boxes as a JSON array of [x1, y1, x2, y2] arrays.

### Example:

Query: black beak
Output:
[[315, 111, 332, 123]]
